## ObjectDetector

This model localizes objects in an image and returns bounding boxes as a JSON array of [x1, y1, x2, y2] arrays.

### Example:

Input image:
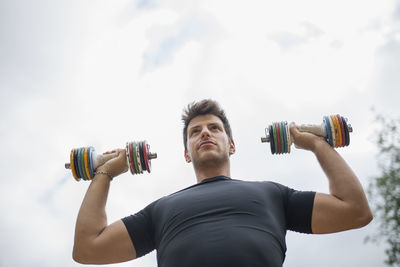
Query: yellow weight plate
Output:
[[332, 115, 342, 147], [331, 115, 340, 147], [84, 147, 92, 180]]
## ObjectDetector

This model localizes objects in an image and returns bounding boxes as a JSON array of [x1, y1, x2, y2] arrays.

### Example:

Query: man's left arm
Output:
[[290, 123, 373, 234]]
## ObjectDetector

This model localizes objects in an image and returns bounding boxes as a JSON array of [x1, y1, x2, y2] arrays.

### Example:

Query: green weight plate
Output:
[[281, 122, 287, 153], [79, 147, 88, 181], [129, 142, 136, 174], [272, 123, 278, 155], [132, 142, 139, 174]]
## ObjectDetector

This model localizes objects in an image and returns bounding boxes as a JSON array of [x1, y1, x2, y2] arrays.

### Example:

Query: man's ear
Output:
[[184, 150, 192, 163], [229, 140, 236, 155]]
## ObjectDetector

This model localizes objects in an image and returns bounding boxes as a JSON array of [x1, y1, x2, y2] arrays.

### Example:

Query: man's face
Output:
[[184, 114, 235, 166]]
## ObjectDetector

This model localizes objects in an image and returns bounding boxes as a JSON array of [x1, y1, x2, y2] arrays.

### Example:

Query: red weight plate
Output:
[[275, 122, 281, 154], [143, 140, 151, 173], [342, 116, 350, 146]]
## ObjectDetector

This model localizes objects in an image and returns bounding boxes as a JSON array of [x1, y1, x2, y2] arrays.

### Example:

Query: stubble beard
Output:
[[192, 149, 230, 171]]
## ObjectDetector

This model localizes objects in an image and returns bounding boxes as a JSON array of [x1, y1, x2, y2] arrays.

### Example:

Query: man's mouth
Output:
[[199, 140, 216, 148]]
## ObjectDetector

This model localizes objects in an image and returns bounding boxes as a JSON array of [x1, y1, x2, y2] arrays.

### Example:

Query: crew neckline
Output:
[[199, 175, 231, 184]]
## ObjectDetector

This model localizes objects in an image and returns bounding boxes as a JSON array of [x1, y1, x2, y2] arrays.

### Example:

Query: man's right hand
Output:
[[96, 148, 129, 179]]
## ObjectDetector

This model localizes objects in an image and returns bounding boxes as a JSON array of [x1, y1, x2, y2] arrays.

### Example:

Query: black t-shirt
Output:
[[122, 176, 315, 267]]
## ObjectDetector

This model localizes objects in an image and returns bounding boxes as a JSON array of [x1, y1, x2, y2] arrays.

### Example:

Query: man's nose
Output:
[[200, 127, 211, 139]]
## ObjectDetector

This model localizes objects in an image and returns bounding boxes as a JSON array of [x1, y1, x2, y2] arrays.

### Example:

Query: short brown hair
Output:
[[182, 99, 233, 150]]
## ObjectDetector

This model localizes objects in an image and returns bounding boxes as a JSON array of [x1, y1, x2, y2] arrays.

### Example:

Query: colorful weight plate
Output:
[[139, 141, 146, 172], [339, 115, 347, 147], [132, 142, 139, 174], [286, 122, 291, 153], [136, 142, 143, 174], [128, 142, 136, 174], [324, 116, 333, 146], [75, 148, 83, 179], [143, 141, 151, 172], [328, 115, 336, 147], [272, 123, 278, 154], [328, 116, 336, 147], [280, 122, 286, 153], [331, 115, 341, 147], [88, 147, 95, 179], [75, 148, 82, 179], [269, 125, 275, 154], [342, 116, 350, 146], [126, 143, 132, 174], [274, 122, 281, 154], [84, 147, 91, 180], [272, 123, 278, 155], [335, 115, 343, 147], [275, 123, 281, 154], [336, 115, 345, 147], [283, 122, 289, 153], [80, 148, 88, 181], [70, 149, 79, 181], [278, 122, 284, 154], [76, 148, 84, 180], [126, 142, 131, 174]]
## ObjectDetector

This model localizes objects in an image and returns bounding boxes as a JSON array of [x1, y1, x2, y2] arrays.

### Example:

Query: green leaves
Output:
[[367, 114, 400, 266]]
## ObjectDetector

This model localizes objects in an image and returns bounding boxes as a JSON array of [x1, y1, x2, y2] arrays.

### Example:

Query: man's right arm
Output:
[[72, 149, 137, 264]]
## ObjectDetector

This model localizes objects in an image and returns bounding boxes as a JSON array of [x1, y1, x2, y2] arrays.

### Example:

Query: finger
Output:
[[289, 122, 299, 138], [103, 149, 120, 155]]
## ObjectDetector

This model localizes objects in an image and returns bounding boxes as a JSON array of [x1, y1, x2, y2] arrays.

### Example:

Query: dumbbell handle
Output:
[[65, 151, 157, 170]]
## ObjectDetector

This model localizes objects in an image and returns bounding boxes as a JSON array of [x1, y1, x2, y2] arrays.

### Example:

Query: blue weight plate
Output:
[[281, 122, 287, 153], [79, 148, 88, 181], [74, 148, 81, 179], [88, 147, 95, 179], [139, 141, 146, 172], [76, 148, 83, 180], [324, 116, 333, 146]]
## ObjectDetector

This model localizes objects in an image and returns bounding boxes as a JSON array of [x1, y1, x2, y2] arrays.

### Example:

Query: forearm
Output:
[[73, 174, 111, 256]]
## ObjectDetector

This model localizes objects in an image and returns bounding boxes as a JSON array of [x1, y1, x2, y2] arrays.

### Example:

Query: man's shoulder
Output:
[[232, 178, 287, 189]]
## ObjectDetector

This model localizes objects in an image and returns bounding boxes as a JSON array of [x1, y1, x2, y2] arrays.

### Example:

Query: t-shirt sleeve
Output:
[[121, 201, 156, 258], [273, 182, 316, 234]]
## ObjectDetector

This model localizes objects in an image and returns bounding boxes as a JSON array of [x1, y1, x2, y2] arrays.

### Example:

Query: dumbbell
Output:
[[65, 141, 157, 181], [261, 115, 353, 154]]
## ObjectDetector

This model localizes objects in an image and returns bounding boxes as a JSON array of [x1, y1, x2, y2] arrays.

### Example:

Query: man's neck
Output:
[[194, 163, 231, 183]]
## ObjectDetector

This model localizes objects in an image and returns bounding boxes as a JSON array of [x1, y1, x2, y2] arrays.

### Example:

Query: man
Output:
[[73, 99, 372, 266]]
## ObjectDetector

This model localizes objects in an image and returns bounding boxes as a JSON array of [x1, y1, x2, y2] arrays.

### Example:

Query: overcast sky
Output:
[[1, 0, 399, 266]]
